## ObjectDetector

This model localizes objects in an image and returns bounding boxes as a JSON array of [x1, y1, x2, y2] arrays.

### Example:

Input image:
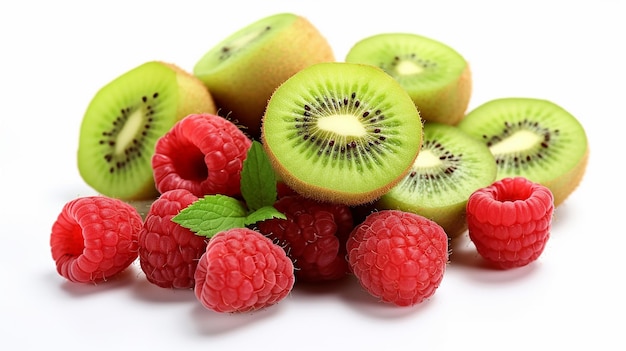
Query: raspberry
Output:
[[49, 196, 142, 283], [466, 176, 554, 269], [257, 195, 354, 282], [276, 181, 298, 199], [137, 189, 207, 289], [194, 228, 295, 313], [152, 113, 252, 198], [346, 210, 448, 307]]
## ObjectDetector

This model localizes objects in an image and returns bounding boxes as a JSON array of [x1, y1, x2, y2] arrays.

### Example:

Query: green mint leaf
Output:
[[240, 140, 278, 212], [244, 206, 287, 225], [172, 194, 248, 238]]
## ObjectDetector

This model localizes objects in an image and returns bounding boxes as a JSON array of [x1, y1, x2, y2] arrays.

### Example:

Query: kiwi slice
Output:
[[193, 13, 335, 140], [261, 62, 423, 206], [457, 97, 589, 206], [77, 61, 216, 201], [345, 33, 471, 126], [376, 122, 497, 238]]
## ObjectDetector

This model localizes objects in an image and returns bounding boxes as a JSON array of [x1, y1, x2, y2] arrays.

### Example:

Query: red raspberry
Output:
[[466, 176, 554, 269], [194, 228, 295, 313], [346, 210, 448, 307], [257, 195, 354, 283], [137, 189, 207, 289], [49, 196, 142, 283], [276, 181, 298, 199], [152, 113, 252, 198]]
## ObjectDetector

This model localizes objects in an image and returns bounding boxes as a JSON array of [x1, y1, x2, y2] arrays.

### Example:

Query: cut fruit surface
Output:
[[376, 122, 497, 238], [345, 32, 471, 125], [193, 13, 334, 139], [458, 97, 588, 206], [261, 62, 423, 206], [77, 61, 216, 200]]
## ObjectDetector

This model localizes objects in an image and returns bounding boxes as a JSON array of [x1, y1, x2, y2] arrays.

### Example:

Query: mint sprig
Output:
[[240, 138, 279, 212], [172, 140, 285, 238]]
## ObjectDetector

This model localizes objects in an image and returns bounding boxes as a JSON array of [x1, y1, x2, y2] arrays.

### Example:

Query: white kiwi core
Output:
[[317, 114, 366, 137], [413, 149, 440, 168], [395, 60, 424, 76], [115, 109, 144, 155], [489, 129, 542, 155], [228, 30, 263, 52]]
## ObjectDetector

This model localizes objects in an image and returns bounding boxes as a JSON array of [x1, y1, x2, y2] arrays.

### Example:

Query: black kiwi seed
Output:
[[78, 60, 218, 202], [99, 93, 159, 174], [402, 138, 462, 189], [457, 97, 590, 208], [292, 92, 392, 163], [262, 61, 424, 206], [379, 52, 438, 76], [485, 118, 559, 168], [376, 121, 498, 239], [218, 25, 273, 61]]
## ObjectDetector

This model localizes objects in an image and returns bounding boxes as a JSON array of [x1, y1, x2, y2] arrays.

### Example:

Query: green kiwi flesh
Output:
[[457, 97, 589, 206], [345, 33, 471, 125], [376, 122, 497, 238], [261, 62, 423, 206], [193, 13, 335, 139], [77, 61, 215, 200]]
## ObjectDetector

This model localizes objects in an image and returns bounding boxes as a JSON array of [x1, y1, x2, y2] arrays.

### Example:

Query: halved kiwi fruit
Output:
[[77, 61, 216, 201], [261, 62, 423, 206], [193, 13, 335, 139], [457, 97, 589, 206], [376, 122, 497, 238], [345, 32, 471, 125]]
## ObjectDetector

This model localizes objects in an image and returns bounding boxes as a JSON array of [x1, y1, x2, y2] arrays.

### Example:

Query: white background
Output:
[[1, 1, 623, 350]]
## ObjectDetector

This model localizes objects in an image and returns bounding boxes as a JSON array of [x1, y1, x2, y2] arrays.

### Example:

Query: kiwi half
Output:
[[345, 33, 471, 125], [193, 13, 335, 139], [457, 97, 589, 206], [261, 62, 423, 206], [376, 122, 497, 238], [77, 61, 216, 201]]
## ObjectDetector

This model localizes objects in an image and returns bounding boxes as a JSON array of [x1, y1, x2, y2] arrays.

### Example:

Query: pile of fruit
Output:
[[49, 13, 589, 312]]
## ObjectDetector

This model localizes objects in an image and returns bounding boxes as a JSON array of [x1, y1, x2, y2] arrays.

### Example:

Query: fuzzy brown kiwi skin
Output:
[[548, 146, 589, 206], [162, 62, 217, 119], [423, 64, 472, 126]]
